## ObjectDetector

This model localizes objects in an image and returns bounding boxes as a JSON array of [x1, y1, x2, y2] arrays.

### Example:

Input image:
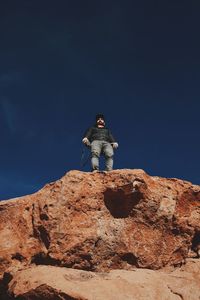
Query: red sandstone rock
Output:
[[0, 169, 199, 299], [7, 259, 200, 300]]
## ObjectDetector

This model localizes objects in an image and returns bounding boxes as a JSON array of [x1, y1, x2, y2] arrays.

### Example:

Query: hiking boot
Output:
[[91, 167, 99, 172]]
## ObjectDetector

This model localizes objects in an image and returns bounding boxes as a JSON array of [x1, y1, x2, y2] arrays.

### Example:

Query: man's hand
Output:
[[82, 137, 90, 146], [112, 142, 118, 149]]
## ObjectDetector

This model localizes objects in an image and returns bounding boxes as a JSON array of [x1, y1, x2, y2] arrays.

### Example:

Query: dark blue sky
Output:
[[0, 0, 199, 200]]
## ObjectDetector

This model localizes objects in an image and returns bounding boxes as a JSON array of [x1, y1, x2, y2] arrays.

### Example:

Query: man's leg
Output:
[[90, 141, 102, 171], [103, 142, 114, 171]]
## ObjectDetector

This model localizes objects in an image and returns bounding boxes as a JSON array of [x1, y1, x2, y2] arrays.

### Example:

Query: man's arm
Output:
[[108, 130, 118, 149], [83, 127, 93, 140], [82, 127, 93, 146], [108, 130, 115, 143]]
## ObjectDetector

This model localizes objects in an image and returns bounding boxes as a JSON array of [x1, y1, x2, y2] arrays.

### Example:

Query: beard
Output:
[[97, 120, 105, 127]]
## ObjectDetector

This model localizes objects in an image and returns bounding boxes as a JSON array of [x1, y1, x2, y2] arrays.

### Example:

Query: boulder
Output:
[[7, 259, 200, 300], [0, 169, 199, 299]]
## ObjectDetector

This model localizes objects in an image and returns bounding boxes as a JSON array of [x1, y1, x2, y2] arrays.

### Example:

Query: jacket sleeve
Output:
[[108, 130, 116, 143], [83, 127, 93, 141]]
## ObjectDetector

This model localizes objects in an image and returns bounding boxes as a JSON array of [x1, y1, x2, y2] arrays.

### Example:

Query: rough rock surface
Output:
[[0, 169, 200, 299], [7, 259, 200, 300]]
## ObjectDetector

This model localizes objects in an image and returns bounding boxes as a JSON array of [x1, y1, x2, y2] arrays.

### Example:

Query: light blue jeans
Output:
[[91, 140, 114, 171]]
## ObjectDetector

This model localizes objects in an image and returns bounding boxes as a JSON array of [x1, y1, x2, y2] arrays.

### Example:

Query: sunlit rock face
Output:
[[0, 169, 199, 299], [7, 260, 200, 300]]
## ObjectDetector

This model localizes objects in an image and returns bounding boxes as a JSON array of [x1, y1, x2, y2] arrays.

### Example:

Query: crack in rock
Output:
[[167, 285, 183, 300]]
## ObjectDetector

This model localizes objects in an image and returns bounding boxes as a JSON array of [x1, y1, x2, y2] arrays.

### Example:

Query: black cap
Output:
[[96, 114, 105, 121]]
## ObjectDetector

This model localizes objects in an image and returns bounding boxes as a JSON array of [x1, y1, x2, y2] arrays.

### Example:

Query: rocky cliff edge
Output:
[[0, 169, 200, 299]]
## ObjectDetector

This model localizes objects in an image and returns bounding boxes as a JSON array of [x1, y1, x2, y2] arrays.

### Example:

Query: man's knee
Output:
[[91, 150, 100, 157], [104, 151, 113, 158], [103, 143, 114, 158]]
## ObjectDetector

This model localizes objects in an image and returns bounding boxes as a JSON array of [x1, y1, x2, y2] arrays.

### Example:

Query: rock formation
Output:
[[0, 169, 199, 299]]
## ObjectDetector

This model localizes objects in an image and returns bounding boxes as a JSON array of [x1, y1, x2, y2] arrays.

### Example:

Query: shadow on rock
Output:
[[104, 182, 143, 218]]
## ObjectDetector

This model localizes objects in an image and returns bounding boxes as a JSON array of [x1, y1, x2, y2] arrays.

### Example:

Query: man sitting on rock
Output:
[[82, 114, 118, 172]]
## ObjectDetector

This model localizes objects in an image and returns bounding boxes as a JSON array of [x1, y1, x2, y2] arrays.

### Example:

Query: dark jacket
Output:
[[84, 125, 116, 143]]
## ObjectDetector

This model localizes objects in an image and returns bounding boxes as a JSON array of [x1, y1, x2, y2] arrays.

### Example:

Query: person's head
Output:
[[96, 113, 105, 127]]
